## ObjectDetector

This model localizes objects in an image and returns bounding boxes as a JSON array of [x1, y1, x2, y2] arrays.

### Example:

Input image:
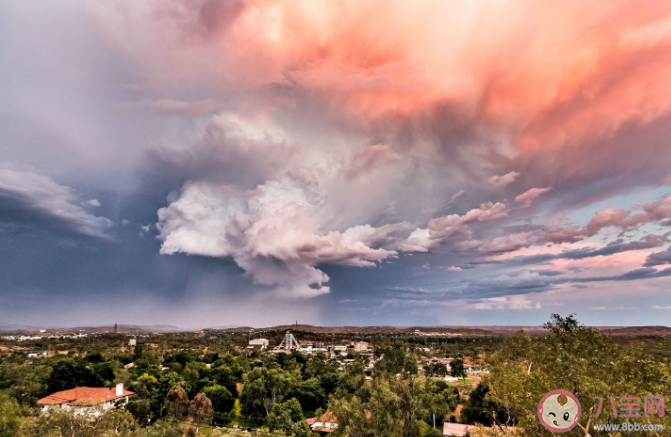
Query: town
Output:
[[1, 315, 670, 436]]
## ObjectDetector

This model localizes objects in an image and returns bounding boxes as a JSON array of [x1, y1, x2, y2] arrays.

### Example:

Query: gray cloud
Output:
[[0, 168, 113, 239], [645, 246, 671, 267]]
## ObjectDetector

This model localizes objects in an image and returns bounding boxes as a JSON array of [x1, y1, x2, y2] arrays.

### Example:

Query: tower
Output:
[[278, 330, 299, 350]]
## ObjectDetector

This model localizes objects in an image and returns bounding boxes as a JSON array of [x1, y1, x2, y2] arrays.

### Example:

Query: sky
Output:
[[2, 0, 671, 329]]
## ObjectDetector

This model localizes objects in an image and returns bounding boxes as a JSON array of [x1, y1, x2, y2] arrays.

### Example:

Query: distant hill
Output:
[[3, 323, 670, 336], [210, 324, 671, 336], [0, 324, 182, 334]]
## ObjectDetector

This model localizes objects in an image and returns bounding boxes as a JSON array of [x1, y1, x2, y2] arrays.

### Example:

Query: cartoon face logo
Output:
[[538, 390, 581, 433]]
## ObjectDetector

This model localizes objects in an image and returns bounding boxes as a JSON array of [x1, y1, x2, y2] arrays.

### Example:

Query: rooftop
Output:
[[37, 386, 133, 407]]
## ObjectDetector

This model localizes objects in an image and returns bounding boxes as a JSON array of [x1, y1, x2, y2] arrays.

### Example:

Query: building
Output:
[[27, 351, 48, 358], [128, 338, 137, 347], [246, 338, 269, 352], [442, 423, 519, 436], [310, 410, 338, 433], [353, 341, 371, 353], [37, 383, 133, 415], [443, 423, 476, 436]]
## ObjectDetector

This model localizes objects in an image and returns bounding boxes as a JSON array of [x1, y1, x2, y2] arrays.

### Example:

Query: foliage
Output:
[[331, 376, 456, 437], [18, 408, 136, 437], [461, 382, 507, 427], [239, 367, 295, 418], [289, 377, 326, 413], [0, 392, 23, 437], [163, 385, 189, 420], [46, 359, 104, 393], [204, 384, 236, 415], [189, 392, 214, 428], [266, 398, 311, 437], [449, 357, 465, 379], [487, 314, 671, 436]]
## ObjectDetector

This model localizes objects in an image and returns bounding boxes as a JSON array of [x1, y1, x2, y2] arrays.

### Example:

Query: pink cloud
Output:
[[515, 187, 552, 206], [400, 201, 508, 251], [343, 144, 402, 179]]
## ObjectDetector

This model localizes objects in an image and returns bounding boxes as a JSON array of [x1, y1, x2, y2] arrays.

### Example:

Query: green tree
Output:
[[141, 418, 182, 437], [0, 392, 23, 437], [266, 398, 311, 437], [331, 376, 447, 437], [240, 367, 295, 417], [487, 314, 671, 436], [461, 382, 507, 426], [289, 377, 326, 413], [92, 362, 115, 385], [449, 358, 465, 379], [375, 344, 418, 376], [45, 359, 103, 393], [18, 407, 136, 437], [203, 384, 235, 423]]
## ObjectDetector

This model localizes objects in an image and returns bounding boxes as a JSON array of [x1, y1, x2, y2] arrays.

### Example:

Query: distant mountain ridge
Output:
[[0, 323, 182, 334], [2, 323, 670, 336]]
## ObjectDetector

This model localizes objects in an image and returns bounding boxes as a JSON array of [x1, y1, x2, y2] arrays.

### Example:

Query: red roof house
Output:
[[38, 384, 133, 411]]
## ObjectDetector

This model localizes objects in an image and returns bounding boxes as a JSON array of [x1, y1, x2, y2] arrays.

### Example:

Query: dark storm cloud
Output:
[[459, 267, 671, 298], [0, 168, 112, 239]]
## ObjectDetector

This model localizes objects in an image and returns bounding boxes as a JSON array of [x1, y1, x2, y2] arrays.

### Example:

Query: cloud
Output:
[[446, 266, 462, 272], [343, 144, 402, 179], [338, 298, 358, 303], [460, 266, 671, 299], [84, 199, 101, 208], [644, 246, 671, 267], [651, 305, 671, 310], [471, 296, 541, 310], [586, 195, 671, 235], [0, 168, 113, 239], [463, 231, 542, 255], [541, 195, 671, 245], [590, 306, 636, 310], [506, 234, 669, 266], [515, 187, 552, 206], [124, 99, 221, 116], [400, 201, 508, 252], [158, 177, 401, 297], [451, 190, 466, 201], [488, 171, 520, 189]]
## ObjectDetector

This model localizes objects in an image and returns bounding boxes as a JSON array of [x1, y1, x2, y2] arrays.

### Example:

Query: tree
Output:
[[331, 376, 449, 437], [487, 314, 671, 436], [266, 398, 311, 437], [92, 362, 115, 385], [449, 358, 465, 379], [375, 344, 418, 376], [461, 382, 507, 427], [46, 359, 103, 393], [240, 367, 295, 418], [141, 418, 182, 437], [203, 384, 235, 423], [18, 407, 136, 437], [0, 392, 22, 437], [163, 386, 189, 420], [189, 393, 214, 432], [289, 378, 326, 413], [424, 363, 447, 378]]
